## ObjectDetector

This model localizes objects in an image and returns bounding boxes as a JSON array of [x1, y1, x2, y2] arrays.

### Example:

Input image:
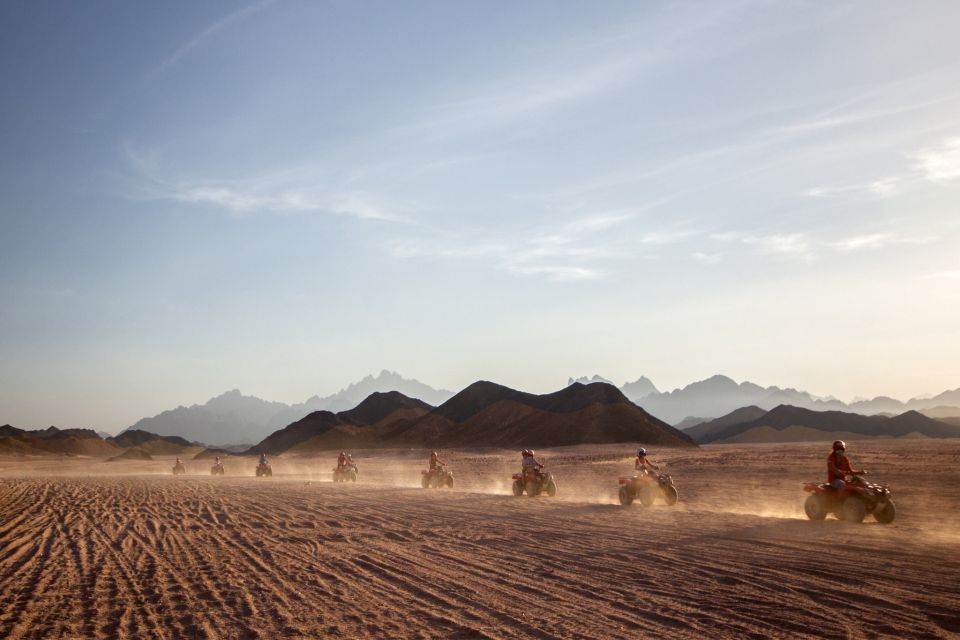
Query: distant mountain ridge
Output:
[[686, 405, 960, 444], [122, 371, 454, 446], [573, 373, 960, 424]]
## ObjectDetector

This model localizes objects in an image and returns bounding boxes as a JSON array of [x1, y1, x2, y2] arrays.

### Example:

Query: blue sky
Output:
[[2, 1, 959, 430]]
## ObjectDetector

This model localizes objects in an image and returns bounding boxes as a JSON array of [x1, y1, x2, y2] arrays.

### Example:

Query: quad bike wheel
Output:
[[546, 479, 557, 497], [348, 470, 357, 482], [618, 486, 634, 506], [512, 480, 524, 496], [525, 480, 539, 497], [639, 486, 657, 507], [804, 494, 828, 521], [421, 475, 430, 489], [446, 475, 454, 489], [873, 499, 896, 524], [662, 485, 678, 506], [841, 496, 866, 524]]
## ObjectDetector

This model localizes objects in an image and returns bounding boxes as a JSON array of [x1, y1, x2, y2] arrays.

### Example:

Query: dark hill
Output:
[[382, 382, 696, 449], [0, 425, 26, 438], [250, 382, 696, 454], [0, 426, 122, 457], [249, 411, 343, 455], [699, 405, 960, 444], [433, 381, 531, 422], [110, 429, 193, 449], [685, 406, 769, 443], [338, 391, 432, 425]]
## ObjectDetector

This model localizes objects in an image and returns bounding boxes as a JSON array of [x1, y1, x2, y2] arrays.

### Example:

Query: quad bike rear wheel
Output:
[[639, 486, 657, 507], [662, 484, 678, 506], [421, 475, 430, 489], [873, 499, 896, 524], [804, 494, 828, 520], [525, 480, 539, 497], [841, 496, 866, 523], [618, 486, 634, 506], [512, 480, 524, 496]]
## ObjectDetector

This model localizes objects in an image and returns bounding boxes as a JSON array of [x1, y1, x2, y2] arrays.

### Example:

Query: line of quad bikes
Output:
[[172, 458, 897, 524]]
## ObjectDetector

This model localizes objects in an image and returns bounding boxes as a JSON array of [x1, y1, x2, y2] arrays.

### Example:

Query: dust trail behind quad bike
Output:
[[0, 441, 959, 639]]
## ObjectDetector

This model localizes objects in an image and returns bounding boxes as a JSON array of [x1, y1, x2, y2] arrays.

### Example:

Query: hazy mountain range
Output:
[[100, 371, 960, 447], [571, 374, 960, 425], [123, 371, 453, 446]]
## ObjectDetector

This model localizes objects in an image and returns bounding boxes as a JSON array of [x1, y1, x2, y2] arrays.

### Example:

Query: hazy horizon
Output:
[[2, 1, 959, 430]]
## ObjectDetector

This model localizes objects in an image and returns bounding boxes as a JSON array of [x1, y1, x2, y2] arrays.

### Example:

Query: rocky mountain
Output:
[[568, 375, 613, 386], [590, 373, 960, 424], [620, 376, 659, 399], [689, 405, 960, 444], [122, 371, 453, 446], [254, 382, 697, 454]]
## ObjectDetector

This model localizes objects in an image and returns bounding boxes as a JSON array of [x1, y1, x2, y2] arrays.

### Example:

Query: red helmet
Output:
[[431, 450, 438, 457], [833, 440, 846, 451], [521, 449, 532, 457]]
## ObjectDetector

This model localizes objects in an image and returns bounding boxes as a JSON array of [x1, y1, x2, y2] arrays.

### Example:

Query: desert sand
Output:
[[1, 440, 958, 639]]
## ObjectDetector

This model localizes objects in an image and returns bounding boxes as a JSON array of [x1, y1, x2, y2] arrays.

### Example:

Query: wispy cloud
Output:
[[805, 177, 902, 199], [132, 174, 410, 223], [121, 141, 412, 223], [508, 265, 603, 282], [385, 208, 671, 281], [151, 0, 277, 76], [830, 232, 932, 251], [713, 231, 815, 262], [913, 137, 960, 183]]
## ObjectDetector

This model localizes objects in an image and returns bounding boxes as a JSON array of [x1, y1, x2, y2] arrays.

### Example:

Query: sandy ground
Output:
[[0, 440, 959, 639]]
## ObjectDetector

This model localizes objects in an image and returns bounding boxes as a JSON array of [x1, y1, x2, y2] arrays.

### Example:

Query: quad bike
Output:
[[511, 467, 557, 497], [172, 461, 186, 476], [421, 464, 454, 489], [332, 464, 358, 483], [255, 462, 273, 477], [210, 462, 225, 476], [618, 470, 678, 506], [803, 475, 896, 524]]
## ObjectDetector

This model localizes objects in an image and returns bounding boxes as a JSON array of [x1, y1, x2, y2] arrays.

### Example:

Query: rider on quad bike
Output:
[[422, 451, 454, 488], [512, 449, 556, 497], [803, 441, 894, 523], [521, 449, 542, 472], [635, 448, 660, 473], [333, 452, 358, 482], [827, 440, 864, 490]]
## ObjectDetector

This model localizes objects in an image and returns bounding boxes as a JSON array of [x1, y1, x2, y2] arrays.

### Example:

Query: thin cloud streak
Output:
[[150, 0, 277, 76]]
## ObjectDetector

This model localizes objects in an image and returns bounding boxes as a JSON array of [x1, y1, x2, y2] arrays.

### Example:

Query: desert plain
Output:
[[0, 440, 958, 639]]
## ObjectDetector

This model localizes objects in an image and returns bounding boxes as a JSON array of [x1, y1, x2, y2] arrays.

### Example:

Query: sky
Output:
[[1, 0, 959, 430]]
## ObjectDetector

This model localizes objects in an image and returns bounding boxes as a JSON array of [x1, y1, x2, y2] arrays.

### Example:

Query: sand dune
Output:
[[0, 441, 958, 638]]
